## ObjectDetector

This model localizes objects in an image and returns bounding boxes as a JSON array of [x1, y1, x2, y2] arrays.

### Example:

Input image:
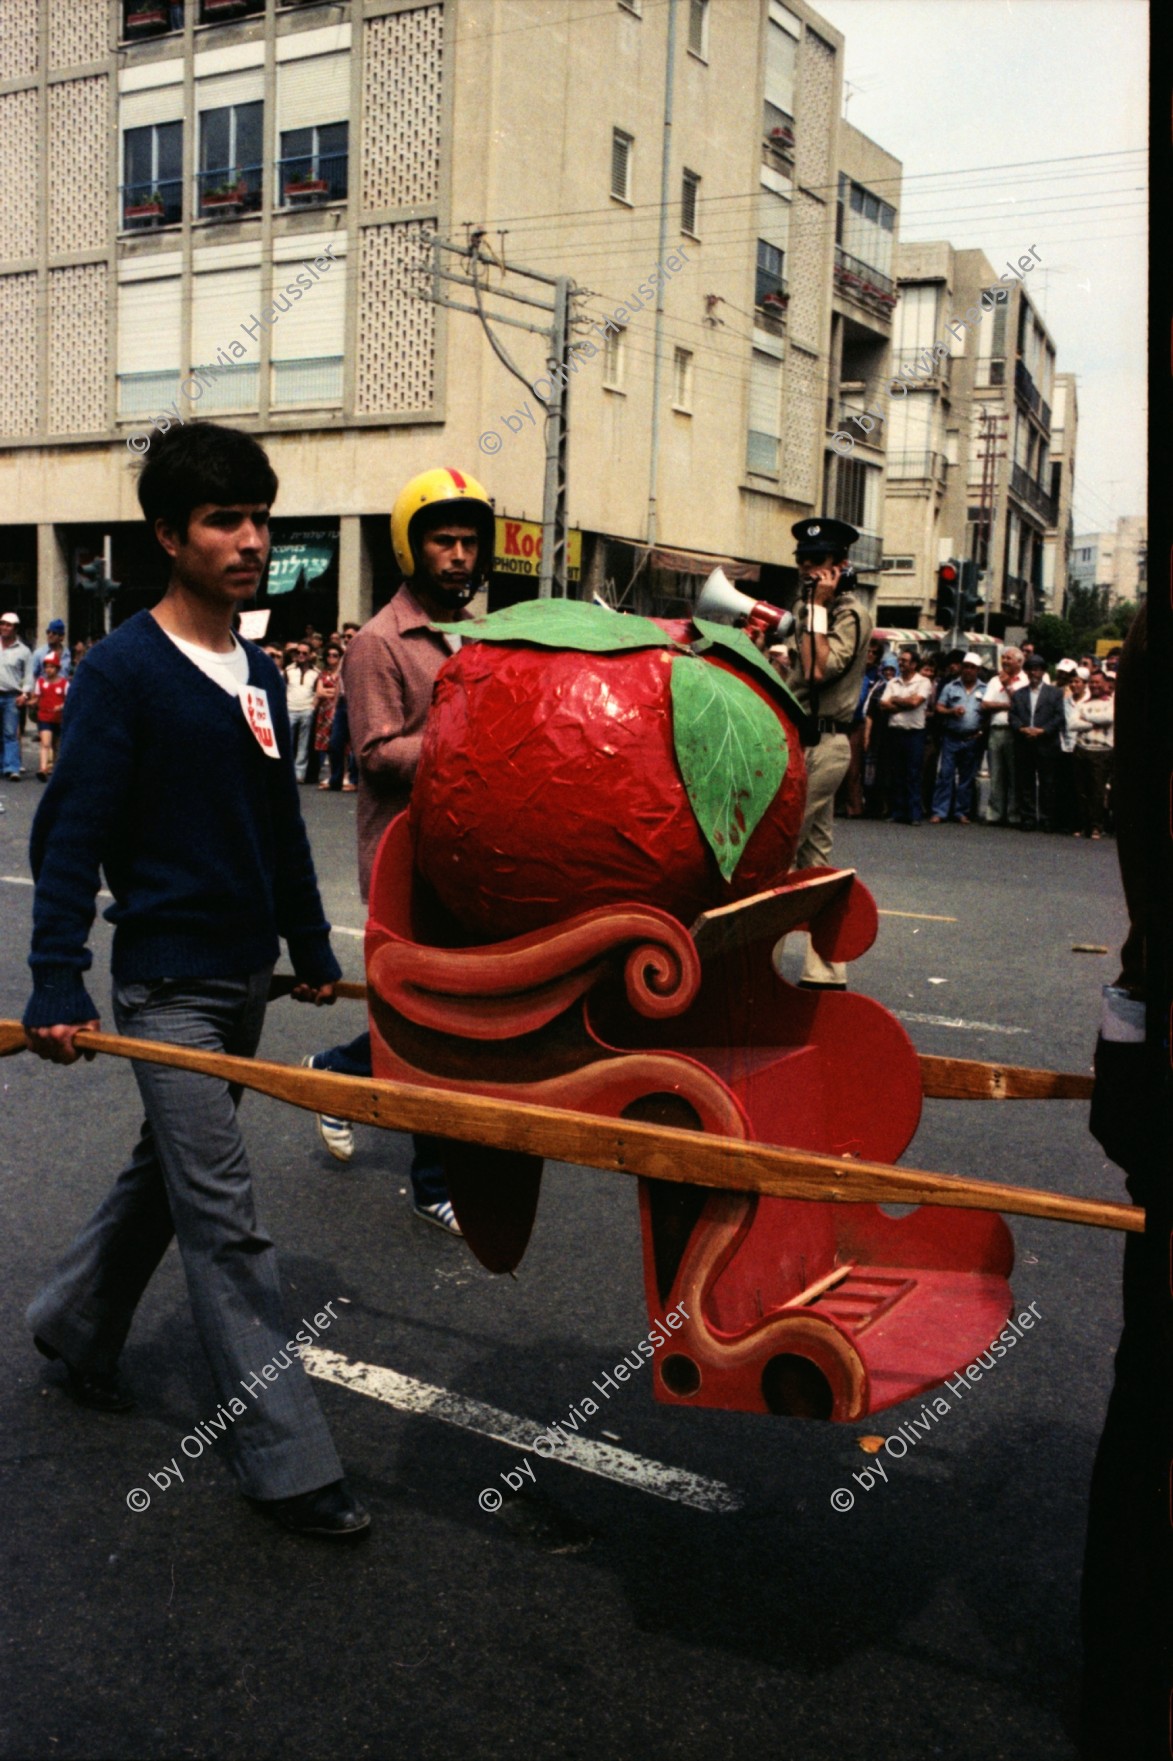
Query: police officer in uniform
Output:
[[786, 517, 873, 989]]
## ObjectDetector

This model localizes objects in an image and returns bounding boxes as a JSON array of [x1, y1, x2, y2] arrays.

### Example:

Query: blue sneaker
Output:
[[413, 1199, 462, 1236], [302, 1054, 353, 1161]]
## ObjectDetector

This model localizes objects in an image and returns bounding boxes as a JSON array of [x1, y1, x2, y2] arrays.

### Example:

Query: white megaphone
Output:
[[696, 567, 795, 641]]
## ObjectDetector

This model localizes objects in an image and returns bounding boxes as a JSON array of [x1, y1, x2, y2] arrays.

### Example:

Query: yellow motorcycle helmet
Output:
[[390, 467, 496, 586]]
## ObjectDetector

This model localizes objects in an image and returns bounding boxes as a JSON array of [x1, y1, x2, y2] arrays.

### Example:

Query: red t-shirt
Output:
[[35, 676, 69, 724]]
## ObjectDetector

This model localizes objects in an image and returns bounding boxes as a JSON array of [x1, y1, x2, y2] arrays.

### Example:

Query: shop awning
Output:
[[649, 546, 760, 584]]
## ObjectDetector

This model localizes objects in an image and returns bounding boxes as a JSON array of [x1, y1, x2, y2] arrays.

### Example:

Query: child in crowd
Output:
[[34, 651, 68, 780]]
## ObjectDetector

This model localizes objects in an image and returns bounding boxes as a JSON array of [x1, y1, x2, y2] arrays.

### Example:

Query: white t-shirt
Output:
[[164, 629, 250, 697]]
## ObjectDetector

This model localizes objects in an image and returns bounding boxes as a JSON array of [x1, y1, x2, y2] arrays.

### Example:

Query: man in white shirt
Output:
[[284, 640, 319, 782], [877, 646, 932, 825], [978, 644, 1028, 825]]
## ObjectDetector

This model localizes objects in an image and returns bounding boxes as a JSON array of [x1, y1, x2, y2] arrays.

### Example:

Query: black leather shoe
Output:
[[34, 1335, 134, 1412], [261, 1478, 371, 1538]]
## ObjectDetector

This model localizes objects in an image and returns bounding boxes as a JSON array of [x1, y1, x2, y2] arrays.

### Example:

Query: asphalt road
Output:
[[0, 765, 1131, 1761]]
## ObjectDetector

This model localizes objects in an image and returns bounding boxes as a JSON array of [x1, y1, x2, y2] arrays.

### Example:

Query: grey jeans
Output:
[[984, 725, 1020, 824], [26, 971, 343, 1500]]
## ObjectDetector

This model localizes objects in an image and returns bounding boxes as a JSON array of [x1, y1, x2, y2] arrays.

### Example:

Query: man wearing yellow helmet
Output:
[[304, 468, 495, 1234]]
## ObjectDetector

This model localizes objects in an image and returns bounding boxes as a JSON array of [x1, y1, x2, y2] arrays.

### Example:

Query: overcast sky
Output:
[[812, 0, 1148, 536]]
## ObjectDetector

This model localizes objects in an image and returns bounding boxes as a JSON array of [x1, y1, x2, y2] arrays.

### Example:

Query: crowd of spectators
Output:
[[5, 604, 1122, 840], [260, 622, 360, 791], [837, 638, 1118, 836]]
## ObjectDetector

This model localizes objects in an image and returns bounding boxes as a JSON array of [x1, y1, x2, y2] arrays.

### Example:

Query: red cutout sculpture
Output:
[[365, 816, 1014, 1420]]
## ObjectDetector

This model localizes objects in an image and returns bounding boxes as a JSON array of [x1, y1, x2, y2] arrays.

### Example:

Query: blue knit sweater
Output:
[[24, 610, 341, 1028]]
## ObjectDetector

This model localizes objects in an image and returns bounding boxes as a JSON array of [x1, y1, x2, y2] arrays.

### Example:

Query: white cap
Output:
[[1075, 666, 1090, 680], [1055, 657, 1077, 673], [0, 612, 19, 624], [962, 651, 983, 666]]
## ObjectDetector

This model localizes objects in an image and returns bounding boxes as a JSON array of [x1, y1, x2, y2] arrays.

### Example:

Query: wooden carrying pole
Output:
[[0, 1022, 1140, 1234], [266, 980, 1097, 1101]]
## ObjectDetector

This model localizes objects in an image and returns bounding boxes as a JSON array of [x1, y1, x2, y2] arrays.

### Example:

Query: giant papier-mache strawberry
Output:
[[410, 600, 809, 941]]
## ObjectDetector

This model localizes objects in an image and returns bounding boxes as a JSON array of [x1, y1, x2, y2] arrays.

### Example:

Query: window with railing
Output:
[[762, 101, 795, 153], [747, 347, 781, 475], [123, 3, 185, 39], [199, 0, 263, 22], [278, 124, 348, 205], [271, 357, 344, 407], [122, 121, 183, 227], [755, 240, 786, 309], [198, 101, 263, 216]]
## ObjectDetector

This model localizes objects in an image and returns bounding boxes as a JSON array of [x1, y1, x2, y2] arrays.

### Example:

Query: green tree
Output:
[[1027, 612, 1075, 664], [1065, 583, 1109, 643]]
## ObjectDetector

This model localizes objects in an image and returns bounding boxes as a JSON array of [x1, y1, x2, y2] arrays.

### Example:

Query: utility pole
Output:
[[424, 232, 574, 598], [973, 404, 1007, 634], [646, 0, 677, 550]]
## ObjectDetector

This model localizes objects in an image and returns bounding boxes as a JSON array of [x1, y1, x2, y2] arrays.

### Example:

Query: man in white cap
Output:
[[928, 650, 986, 824], [1054, 658, 1082, 831], [0, 612, 33, 780]]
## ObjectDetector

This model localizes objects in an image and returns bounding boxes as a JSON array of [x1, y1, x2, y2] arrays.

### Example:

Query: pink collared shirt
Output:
[[341, 585, 466, 901]]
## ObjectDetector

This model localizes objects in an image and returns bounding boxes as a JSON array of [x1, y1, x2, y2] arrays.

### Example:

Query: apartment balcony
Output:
[[834, 403, 885, 449], [1014, 359, 1050, 433], [886, 451, 948, 487], [1010, 462, 1058, 527], [889, 346, 950, 389], [761, 102, 795, 172], [833, 249, 897, 323], [1002, 575, 1028, 618], [850, 532, 883, 574]]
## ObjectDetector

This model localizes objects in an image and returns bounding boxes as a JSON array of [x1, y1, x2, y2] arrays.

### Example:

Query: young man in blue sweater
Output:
[[23, 422, 369, 1538]]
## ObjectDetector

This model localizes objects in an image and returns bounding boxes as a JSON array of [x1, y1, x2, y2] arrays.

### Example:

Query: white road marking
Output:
[[331, 925, 363, 938], [302, 1346, 742, 1513], [899, 1011, 1029, 1036], [878, 909, 958, 922]]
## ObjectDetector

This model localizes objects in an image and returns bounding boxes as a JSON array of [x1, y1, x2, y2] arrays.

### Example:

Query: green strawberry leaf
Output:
[[670, 654, 789, 881], [690, 617, 808, 727], [436, 599, 676, 653]]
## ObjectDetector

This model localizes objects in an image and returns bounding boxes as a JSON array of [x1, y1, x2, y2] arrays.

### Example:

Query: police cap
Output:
[[791, 517, 859, 560]]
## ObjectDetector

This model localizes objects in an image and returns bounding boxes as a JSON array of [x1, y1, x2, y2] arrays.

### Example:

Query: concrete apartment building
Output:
[[0, 0, 903, 640], [880, 239, 1071, 636], [1069, 515, 1147, 612], [1042, 369, 1077, 615]]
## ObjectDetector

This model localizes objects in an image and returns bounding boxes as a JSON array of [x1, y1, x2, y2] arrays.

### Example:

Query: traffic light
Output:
[[960, 559, 984, 623], [76, 555, 120, 598], [935, 561, 959, 629]]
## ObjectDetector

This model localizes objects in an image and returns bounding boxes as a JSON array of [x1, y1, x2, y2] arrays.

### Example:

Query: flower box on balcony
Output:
[[125, 198, 165, 221], [203, 0, 247, 15], [769, 126, 795, 146], [286, 178, 330, 200], [126, 6, 168, 29], [202, 184, 246, 213], [761, 292, 789, 312]]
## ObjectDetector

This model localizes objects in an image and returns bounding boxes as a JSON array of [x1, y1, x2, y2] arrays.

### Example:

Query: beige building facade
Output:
[[0, 0, 903, 640], [880, 238, 1073, 636]]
